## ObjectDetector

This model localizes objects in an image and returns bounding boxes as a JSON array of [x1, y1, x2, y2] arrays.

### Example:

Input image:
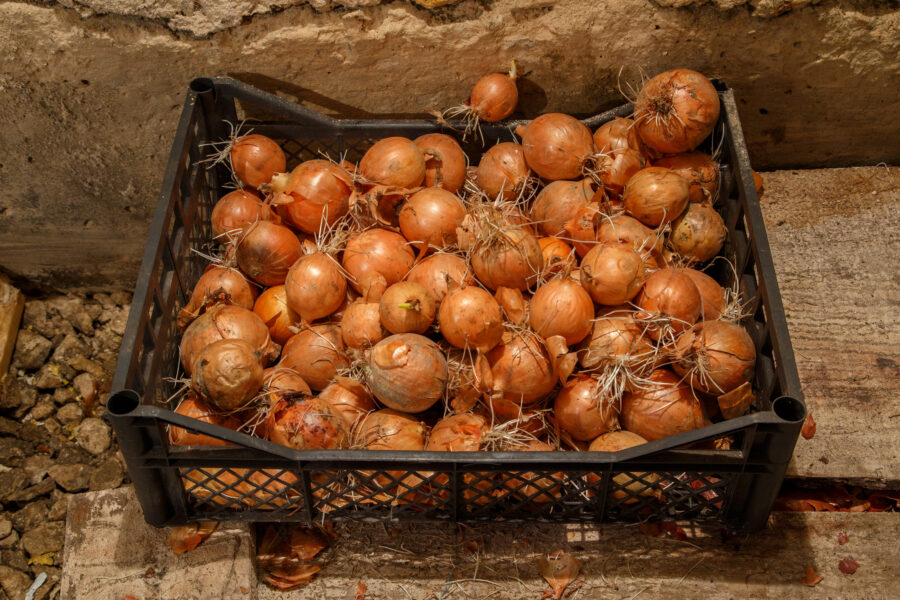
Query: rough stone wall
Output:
[[0, 0, 898, 290]]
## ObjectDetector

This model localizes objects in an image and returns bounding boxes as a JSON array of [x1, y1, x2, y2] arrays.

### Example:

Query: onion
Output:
[[438, 285, 504, 352], [471, 227, 543, 290], [169, 395, 242, 447], [211, 189, 278, 242], [529, 278, 594, 345], [190, 338, 264, 412], [366, 334, 447, 413], [586, 430, 657, 502], [427, 413, 487, 452], [359, 137, 426, 189], [487, 333, 557, 405], [398, 188, 467, 252], [236, 221, 302, 286], [178, 265, 258, 330], [230, 134, 286, 189], [673, 321, 756, 395], [623, 167, 690, 227], [266, 160, 352, 234], [620, 369, 710, 441], [595, 148, 645, 197], [579, 308, 655, 370], [538, 237, 576, 276], [406, 253, 474, 306], [593, 117, 643, 154], [682, 269, 726, 321], [355, 409, 427, 489], [669, 203, 727, 262], [564, 203, 602, 258], [340, 301, 386, 349], [342, 228, 416, 297], [499, 440, 563, 504], [654, 151, 719, 204], [252, 285, 297, 345], [247, 367, 312, 439], [580, 243, 648, 306], [635, 268, 702, 339], [531, 178, 597, 237], [517, 113, 595, 181], [278, 324, 348, 391], [467, 70, 518, 122], [319, 377, 376, 428], [596, 214, 662, 255], [475, 142, 531, 201], [379, 281, 436, 334], [554, 374, 619, 441], [634, 69, 720, 154], [284, 251, 347, 323], [180, 304, 278, 374], [264, 367, 311, 394], [414, 133, 467, 193], [266, 393, 348, 449]]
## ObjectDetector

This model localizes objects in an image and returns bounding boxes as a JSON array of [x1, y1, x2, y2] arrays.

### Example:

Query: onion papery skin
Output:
[[359, 137, 426, 189], [398, 188, 467, 252], [486, 334, 557, 405], [471, 228, 543, 291], [414, 133, 467, 193], [635, 268, 702, 338], [190, 338, 264, 412], [620, 369, 710, 441], [475, 142, 531, 201], [319, 378, 376, 429], [586, 430, 656, 502], [278, 324, 348, 391], [284, 251, 347, 323], [366, 334, 448, 413], [654, 151, 719, 204], [623, 167, 690, 227], [595, 148, 646, 198], [275, 160, 353, 234], [633, 69, 721, 155], [236, 221, 302, 287], [253, 285, 297, 345], [231, 134, 286, 189], [669, 202, 727, 263], [342, 228, 416, 295], [482, 395, 547, 437], [169, 395, 242, 447], [529, 278, 594, 345], [681, 269, 726, 321], [596, 214, 662, 256], [438, 285, 504, 352], [379, 281, 436, 335], [266, 394, 348, 450], [554, 375, 620, 442], [519, 113, 595, 181], [427, 413, 487, 452], [406, 253, 474, 307], [180, 304, 278, 375], [469, 72, 518, 122], [593, 117, 643, 154], [673, 321, 756, 395], [341, 301, 386, 349], [580, 243, 648, 306], [579, 308, 655, 370], [564, 204, 603, 258], [531, 178, 597, 237], [211, 189, 277, 242], [178, 265, 258, 330]]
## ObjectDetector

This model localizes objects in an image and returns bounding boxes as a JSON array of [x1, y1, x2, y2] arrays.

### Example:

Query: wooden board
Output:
[[258, 512, 899, 600], [758, 167, 900, 485]]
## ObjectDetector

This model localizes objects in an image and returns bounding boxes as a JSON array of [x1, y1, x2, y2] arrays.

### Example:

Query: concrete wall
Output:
[[0, 0, 898, 290]]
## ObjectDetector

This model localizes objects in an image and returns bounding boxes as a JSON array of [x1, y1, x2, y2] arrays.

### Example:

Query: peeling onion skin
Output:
[[580, 243, 648, 306], [669, 202, 727, 263], [414, 134, 467, 193], [190, 338, 264, 412], [654, 151, 720, 204], [469, 72, 519, 122], [359, 137, 426, 189], [284, 251, 347, 324], [620, 369, 711, 441], [633, 69, 721, 155], [366, 334, 448, 413], [266, 394, 349, 450], [538, 237, 576, 276], [673, 321, 756, 395], [278, 324, 348, 391], [623, 167, 691, 227], [426, 413, 487, 452], [518, 113, 595, 181], [554, 374, 619, 442], [438, 285, 504, 352], [231, 134, 286, 189], [179, 304, 279, 375]]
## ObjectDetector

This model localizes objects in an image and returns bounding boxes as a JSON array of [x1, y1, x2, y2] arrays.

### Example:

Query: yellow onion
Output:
[[180, 304, 279, 375], [379, 281, 436, 335], [580, 243, 648, 306], [682, 269, 727, 321], [278, 324, 348, 391], [518, 113, 595, 181], [635, 268, 702, 339], [406, 253, 475, 307], [190, 338, 264, 412], [623, 167, 690, 227], [673, 321, 756, 395], [342, 228, 416, 298], [178, 265, 258, 330], [438, 285, 504, 352], [471, 227, 543, 291], [366, 334, 447, 413], [531, 179, 596, 237], [252, 285, 298, 346], [586, 430, 657, 502], [398, 188, 467, 252], [620, 369, 710, 441], [414, 133, 467, 193], [487, 333, 556, 405], [340, 301, 386, 349], [669, 202, 727, 263], [319, 377, 376, 429], [654, 151, 719, 204], [596, 214, 662, 255], [268, 159, 352, 233], [554, 374, 619, 441], [359, 137, 426, 188], [475, 142, 531, 201], [529, 278, 594, 345], [266, 394, 348, 449]]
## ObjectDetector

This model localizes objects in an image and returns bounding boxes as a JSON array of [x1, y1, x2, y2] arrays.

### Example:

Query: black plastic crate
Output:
[[108, 77, 806, 531]]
